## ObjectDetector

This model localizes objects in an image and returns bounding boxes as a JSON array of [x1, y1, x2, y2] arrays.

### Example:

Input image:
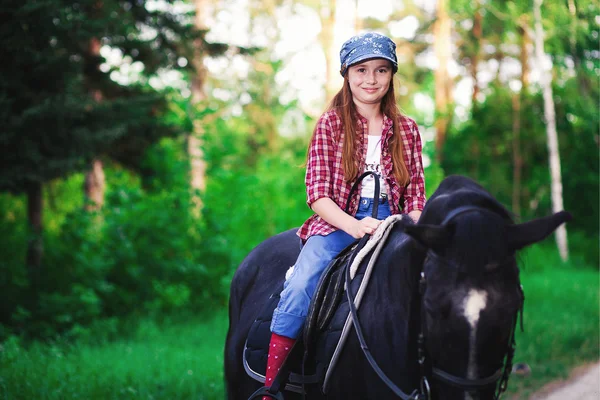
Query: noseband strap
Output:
[[432, 367, 503, 390]]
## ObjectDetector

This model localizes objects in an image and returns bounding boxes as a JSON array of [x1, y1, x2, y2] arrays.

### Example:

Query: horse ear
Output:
[[506, 211, 572, 251], [404, 224, 454, 252]]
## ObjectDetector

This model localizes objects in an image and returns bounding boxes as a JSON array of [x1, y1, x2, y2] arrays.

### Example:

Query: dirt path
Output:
[[527, 361, 600, 399]]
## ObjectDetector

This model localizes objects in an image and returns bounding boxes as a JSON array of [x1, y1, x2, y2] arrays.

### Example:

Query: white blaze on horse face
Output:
[[464, 289, 488, 329], [462, 288, 488, 399]]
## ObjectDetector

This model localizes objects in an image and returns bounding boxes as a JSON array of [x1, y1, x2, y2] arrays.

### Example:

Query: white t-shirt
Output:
[[360, 135, 387, 198]]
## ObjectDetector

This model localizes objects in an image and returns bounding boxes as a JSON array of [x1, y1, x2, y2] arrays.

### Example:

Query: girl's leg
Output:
[[271, 229, 356, 339], [263, 230, 355, 393]]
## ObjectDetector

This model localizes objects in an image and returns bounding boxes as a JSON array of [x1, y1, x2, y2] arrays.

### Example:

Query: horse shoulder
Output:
[[230, 228, 301, 305]]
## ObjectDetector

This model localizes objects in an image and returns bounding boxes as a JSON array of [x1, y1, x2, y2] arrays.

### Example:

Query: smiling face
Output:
[[346, 58, 393, 109]]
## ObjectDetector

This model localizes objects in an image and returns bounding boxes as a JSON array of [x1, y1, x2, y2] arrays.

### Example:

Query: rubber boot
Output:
[[262, 332, 296, 400]]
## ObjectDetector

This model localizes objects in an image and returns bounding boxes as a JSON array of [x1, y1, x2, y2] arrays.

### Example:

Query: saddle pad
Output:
[[243, 266, 369, 394], [243, 290, 316, 393]]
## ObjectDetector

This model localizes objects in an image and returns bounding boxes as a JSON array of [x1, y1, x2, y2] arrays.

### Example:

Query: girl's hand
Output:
[[408, 210, 421, 223], [347, 217, 382, 239]]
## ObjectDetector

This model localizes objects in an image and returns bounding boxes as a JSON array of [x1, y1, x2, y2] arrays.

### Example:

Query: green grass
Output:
[[506, 266, 599, 398], [0, 312, 228, 400], [0, 249, 598, 400]]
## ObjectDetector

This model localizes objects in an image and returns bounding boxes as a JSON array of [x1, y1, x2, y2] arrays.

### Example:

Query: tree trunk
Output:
[[190, 0, 210, 211], [319, 0, 338, 103], [248, 0, 278, 152], [84, 158, 106, 210], [511, 92, 522, 217], [433, 0, 452, 163], [470, 1, 482, 180], [533, 0, 569, 260], [519, 24, 531, 89], [354, 0, 362, 32], [512, 22, 529, 217], [26, 182, 43, 289], [567, 0, 587, 97], [84, 35, 106, 211], [471, 2, 482, 107], [567, 0, 579, 69]]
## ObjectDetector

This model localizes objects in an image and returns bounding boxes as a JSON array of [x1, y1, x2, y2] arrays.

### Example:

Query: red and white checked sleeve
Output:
[[305, 114, 336, 207], [403, 120, 426, 213]]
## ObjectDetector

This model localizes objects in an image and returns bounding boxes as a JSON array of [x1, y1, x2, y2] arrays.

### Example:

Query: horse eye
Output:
[[425, 299, 452, 319], [484, 262, 499, 271]]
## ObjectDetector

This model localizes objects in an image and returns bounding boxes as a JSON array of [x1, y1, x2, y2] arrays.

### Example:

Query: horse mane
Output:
[[374, 218, 425, 299]]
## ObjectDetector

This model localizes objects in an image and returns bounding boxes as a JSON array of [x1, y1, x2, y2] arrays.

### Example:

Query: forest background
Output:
[[0, 0, 598, 399]]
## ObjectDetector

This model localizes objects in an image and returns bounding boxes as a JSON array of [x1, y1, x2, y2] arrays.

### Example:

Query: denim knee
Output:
[[271, 230, 355, 338]]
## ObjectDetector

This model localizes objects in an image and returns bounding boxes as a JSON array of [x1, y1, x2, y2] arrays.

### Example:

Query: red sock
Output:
[[263, 332, 296, 400]]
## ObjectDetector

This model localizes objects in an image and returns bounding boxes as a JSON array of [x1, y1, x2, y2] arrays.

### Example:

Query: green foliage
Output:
[[444, 79, 599, 266], [0, 105, 314, 338], [0, 311, 228, 400], [200, 115, 311, 280], [0, 0, 197, 193], [0, 195, 29, 334], [0, 137, 218, 339], [444, 84, 521, 199]]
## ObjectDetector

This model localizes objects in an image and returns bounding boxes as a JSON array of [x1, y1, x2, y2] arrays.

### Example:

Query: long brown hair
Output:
[[310, 76, 410, 186]]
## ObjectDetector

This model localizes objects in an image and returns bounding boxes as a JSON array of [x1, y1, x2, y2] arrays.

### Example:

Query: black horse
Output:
[[225, 175, 571, 400]]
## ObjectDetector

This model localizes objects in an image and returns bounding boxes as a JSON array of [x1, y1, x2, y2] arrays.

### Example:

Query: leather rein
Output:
[[343, 174, 523, 399]]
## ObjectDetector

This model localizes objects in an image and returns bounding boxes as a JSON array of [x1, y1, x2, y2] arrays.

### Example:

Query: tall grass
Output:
[[0, 312, 228, 399], [0, 245, 597, 400]]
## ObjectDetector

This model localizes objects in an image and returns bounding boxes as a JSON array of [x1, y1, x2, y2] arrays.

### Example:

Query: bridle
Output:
[[344, 204, 525, 399], [418, 268, 523, 399]]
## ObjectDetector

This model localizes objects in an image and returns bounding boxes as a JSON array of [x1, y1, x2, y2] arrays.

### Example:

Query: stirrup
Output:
[[247, 385, 285, 400]]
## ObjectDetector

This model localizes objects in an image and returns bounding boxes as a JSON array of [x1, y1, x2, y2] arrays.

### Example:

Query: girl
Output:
[[262, 32, 426, 395]]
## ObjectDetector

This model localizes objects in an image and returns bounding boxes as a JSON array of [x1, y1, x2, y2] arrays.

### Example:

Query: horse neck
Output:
[[383, 229, 425, 300], [367, 230, 425, 363]]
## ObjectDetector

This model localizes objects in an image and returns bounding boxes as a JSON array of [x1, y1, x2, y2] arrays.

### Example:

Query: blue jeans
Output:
[[271, 197, 391, 339]]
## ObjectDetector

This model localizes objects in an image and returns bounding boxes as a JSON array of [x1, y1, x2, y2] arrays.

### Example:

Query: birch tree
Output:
[[533, 0, 569, 260]]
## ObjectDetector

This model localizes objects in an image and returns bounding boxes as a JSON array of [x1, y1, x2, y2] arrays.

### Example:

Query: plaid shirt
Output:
[[297, 109, 426, 241]]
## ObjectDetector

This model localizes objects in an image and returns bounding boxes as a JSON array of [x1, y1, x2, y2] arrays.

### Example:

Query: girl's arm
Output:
[[305, 112, 381, 238], [311, 197, 381, 239], [403, 120, 426, 221], [408, 210, 422, 222]]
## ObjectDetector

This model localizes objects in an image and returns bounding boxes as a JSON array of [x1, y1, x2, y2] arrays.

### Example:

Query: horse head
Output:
[[404, 197, 571, 399]]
